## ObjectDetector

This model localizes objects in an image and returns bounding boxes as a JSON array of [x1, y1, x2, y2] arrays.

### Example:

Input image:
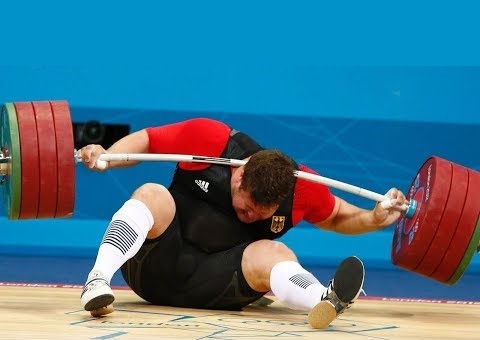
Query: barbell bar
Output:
[[1, 100, 479, 286], [76, 152, 415, 215]]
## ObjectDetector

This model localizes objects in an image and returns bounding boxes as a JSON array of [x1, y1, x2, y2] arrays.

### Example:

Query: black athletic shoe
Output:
[[308, 256, 365, 329]]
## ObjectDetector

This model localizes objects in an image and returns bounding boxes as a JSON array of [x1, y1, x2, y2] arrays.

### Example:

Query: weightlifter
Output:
[[77, 117, 407, 329]]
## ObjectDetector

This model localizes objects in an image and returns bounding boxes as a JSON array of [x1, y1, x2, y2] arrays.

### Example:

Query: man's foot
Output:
[[80, 270, 115, 312], [308, 256, 365, 329]]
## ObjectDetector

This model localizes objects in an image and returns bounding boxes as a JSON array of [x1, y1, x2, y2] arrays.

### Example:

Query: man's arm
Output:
[[78, 129, 149, 170], [315, 188, 407, 235], [78, 118, 231, 171]]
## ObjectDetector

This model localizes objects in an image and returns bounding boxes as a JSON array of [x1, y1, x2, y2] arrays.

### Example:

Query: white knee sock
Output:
[[90, 199, 154, 283], [270, 261, 327, 310]]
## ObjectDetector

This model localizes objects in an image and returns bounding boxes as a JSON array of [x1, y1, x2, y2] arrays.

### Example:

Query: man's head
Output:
[[231, 149, 295, 223]]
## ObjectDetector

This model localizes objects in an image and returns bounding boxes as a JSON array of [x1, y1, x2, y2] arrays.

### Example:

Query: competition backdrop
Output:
[[0, 67, 479, 301]]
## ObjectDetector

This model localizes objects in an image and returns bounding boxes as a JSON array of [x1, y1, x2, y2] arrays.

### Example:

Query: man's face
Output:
[[230, 168, 278, 223]]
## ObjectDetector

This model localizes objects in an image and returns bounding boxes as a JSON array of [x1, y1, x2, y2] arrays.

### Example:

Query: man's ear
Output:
[[232, 167, 244, 186]]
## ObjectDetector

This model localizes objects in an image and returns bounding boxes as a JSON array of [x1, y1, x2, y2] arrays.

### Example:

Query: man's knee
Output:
[[245, 240, 297, 262], [242, 240, 298, 292], [132, 183, 167, 201], [131, 183, 176, 238]]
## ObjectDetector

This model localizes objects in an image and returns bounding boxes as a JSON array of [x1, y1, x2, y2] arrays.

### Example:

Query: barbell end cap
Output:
[[73, 149, 81, 164], [405, 199, 417, 218]]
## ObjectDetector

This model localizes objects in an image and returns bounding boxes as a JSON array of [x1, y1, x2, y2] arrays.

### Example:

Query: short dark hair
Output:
[[240, 149, 296, 207]]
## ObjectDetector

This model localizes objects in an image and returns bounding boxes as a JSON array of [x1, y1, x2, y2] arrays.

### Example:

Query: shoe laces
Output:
[[320, 279, 366, 315], [321, 279, 335, 301], [85, 278, 108, 289], [82, 271, 109, 295]]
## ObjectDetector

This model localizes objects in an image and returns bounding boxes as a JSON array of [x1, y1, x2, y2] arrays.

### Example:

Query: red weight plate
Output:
[[50, 101, 75, 218], [32, 101, 58, 218], [431, 168, 480, 283], [414, 163, 469, 277], [14, 102, 40, 219], [391, 156, 452, 271]]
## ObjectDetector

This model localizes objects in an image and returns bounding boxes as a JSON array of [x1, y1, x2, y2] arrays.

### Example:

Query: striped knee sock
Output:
[[270, 261, 327, 310], [90, 199, 154, 283]]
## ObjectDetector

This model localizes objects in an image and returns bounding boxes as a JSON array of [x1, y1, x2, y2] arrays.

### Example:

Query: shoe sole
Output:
[[308, 256, 365, 329], [84, 294, 115, 311], [333, 256, 365, 303]]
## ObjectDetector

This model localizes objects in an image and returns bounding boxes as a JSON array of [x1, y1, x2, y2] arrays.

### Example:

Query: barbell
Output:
[[1, 100, 479, 286]]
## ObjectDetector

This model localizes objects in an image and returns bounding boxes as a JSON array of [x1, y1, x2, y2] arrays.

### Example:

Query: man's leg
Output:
[[81, 183, 175, 312], [121, 239, 266, 311], [241, 240, 364, 329]]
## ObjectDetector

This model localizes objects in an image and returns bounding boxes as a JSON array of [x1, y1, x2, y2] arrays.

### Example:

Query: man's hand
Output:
[[77, 144, 109, 171], [372, 187, 409, 227]]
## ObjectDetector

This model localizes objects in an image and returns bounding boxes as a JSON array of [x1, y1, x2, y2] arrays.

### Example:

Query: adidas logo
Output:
[[195, 179, 210, 193]]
